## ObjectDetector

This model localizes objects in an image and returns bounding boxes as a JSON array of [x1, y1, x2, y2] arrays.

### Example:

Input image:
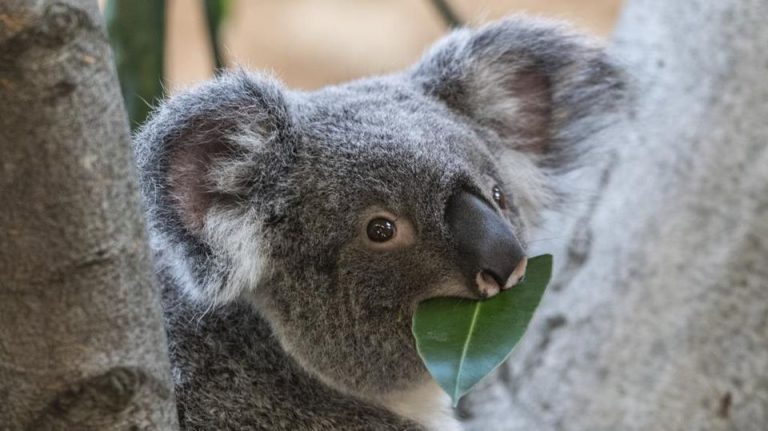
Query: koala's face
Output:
[[136, 18, 621, 398]]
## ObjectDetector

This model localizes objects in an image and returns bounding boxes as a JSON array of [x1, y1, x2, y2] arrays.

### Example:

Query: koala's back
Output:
[[160, 273, 421, 430]]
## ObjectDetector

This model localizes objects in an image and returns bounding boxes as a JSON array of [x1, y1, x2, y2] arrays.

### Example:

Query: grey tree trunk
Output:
[[0, 1, 177, 429], [462, 0, 768, 430]]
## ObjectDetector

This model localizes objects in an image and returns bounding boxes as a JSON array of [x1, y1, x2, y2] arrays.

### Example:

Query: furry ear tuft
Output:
[[411, 17, 625, 169], [134, 71, 291, 304]]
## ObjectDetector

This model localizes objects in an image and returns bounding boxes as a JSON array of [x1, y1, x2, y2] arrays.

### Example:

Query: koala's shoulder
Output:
[[159, 273, 422, 430]]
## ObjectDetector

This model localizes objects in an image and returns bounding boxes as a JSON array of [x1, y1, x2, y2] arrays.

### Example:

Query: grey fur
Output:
[[135, 17, 623, 430]]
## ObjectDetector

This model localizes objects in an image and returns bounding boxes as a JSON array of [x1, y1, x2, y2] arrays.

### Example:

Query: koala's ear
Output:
[[411, 17, 624, 168], [135, 71, 291, 304]]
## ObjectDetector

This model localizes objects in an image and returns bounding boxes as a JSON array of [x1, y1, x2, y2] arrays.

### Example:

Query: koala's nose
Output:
[[445, 190, 527, 298]]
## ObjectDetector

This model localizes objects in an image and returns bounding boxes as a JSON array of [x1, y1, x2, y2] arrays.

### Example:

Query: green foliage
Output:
[[105, 0, 166, 130], [204, 0, 230, 72], [412, 254, 553, 406], [429, 0, 462, 28]]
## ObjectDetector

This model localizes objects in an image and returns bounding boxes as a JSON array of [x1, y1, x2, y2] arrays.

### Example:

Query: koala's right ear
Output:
[[134, 71, 291, 304]]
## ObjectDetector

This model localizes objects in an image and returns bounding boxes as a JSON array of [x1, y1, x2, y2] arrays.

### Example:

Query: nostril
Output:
[[502, 257, 528, 290], [475, 271, 502, 298]]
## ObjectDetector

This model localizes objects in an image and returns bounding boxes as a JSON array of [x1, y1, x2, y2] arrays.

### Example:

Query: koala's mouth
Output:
[[418, 256, 528, 306]]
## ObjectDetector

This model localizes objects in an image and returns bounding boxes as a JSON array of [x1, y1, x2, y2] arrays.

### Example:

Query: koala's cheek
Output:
[[335, 243, 458, 316]]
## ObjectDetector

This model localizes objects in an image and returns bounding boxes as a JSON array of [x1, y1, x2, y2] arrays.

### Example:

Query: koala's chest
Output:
[[376, 380, 462, 431]]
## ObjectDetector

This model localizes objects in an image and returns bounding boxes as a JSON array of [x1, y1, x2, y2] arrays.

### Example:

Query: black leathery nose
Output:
[[445, 190, 525, 288]]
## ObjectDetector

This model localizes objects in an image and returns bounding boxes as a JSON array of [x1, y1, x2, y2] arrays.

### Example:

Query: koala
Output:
[[135, 17, 623, 431]]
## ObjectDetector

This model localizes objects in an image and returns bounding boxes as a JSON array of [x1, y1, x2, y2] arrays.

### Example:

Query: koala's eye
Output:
[[492, 185, 507, 209], [366, 217, 396, 242], [360, 209, 414, 250]]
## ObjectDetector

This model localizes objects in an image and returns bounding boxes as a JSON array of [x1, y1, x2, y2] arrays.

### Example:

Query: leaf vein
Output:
[[453, 300, 482, 404]]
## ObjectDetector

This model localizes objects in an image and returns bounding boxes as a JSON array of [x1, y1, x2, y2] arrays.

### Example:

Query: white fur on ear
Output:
[[466, 60, 554, 153], [201, 207, 267, 304], [147, 205, 267, 305], [207, 125, 278, 194], [135, 72, 290, 306]]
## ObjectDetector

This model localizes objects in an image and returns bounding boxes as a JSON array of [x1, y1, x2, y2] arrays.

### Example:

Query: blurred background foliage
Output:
[[203, 0, 229, 72], [105, 0, 167, 130], [104, 0, 621, 130]]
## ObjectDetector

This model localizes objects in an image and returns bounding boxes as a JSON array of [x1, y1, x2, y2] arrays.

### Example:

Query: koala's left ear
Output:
[[135, 71, 292, 305], [411, 17, 624, 168]]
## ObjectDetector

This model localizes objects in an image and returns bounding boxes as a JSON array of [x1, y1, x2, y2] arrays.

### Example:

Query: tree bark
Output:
[[462, 0, 768, 430], [0, 1, 177, 429]]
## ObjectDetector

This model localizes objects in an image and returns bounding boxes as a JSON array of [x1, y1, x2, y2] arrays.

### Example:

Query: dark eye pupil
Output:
[[366, 218, 396, 242], [492, 185, 506, 209]]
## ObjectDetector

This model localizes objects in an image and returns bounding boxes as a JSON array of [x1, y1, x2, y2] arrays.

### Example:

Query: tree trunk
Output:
[[462, 0, 768, 430], [0, 1, 177, 429]]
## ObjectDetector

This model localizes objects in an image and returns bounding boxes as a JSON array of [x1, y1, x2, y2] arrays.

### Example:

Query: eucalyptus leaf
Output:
[[412, 254, 553, 406]]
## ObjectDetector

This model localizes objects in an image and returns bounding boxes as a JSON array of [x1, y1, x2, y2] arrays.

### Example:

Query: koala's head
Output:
[[136, 18, 622, 399]]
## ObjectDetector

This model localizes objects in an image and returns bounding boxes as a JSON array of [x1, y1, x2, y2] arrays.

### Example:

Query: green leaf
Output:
[[412, 254, 553, 406]]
